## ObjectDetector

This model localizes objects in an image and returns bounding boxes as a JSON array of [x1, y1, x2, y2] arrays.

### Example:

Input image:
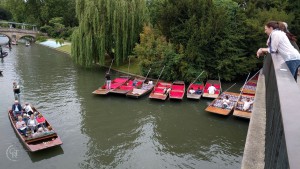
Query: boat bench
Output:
[[25, 133, 57, 144]]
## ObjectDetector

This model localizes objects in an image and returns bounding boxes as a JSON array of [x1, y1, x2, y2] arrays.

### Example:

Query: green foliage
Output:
[[40, 17, 73, 39], [133, 25, 193, 81], [71, 0, 149, 67], [150, 0, 258, 81], [36, 35, 48, 42], [0, 7, 12, 20]]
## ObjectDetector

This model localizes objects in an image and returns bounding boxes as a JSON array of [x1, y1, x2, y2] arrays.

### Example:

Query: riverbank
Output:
[[37, 39, 141, 75], [38, 39, 71, 55]]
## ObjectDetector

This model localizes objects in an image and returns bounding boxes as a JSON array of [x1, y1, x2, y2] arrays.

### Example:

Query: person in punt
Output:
[[31, 127, 44, 138], [23, 102, 34, 116], [12, 100, 23, 119], [195, 87, 202, 94], [13, 82, 21, 103], [189, 87, 195, 94], [36, 113, 46, 129], [133, 79, 138, 87], [207, 84, 217, 95], [16, 116, 28, 137], [27, 114, 38, 134], [105, 72, 111, 90], [165, 87, 171, 94], [222, 95, 230, 109], [242, 98, 254, 112]]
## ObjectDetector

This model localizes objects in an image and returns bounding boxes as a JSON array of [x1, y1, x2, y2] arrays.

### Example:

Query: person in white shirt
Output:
[[16, 116, 27, 136], [222, 95, 230, 109], [24, 103, 34, 116], [207, 84, 217, 94], [189, 88, 195, 94], [257, 21, 300, 81], [27, 114, 38, 133], [243, 98, 254, 112]]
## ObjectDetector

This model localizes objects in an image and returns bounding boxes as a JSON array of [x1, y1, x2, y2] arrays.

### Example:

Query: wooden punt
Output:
[[126, 81, 155, 98], [186, 82, 204, 100], [92, 76, 130, 95], [205, 92, 240, 116], [149, 81, 172, 100], [241, 72, 259, 95], [233, 94, 255, 119], [241, 80, 258, 95], [169, 81, 185, 100], [110, 77, 143, 95], [8, 107, 63, 152], [202, 80, 221, 99]]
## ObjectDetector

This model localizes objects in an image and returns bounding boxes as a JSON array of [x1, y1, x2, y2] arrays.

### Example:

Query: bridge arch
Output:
[[0, 21, 46, 44]]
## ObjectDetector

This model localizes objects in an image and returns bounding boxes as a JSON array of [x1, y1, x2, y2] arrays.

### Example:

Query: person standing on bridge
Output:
[[256, 21, 300, 81]]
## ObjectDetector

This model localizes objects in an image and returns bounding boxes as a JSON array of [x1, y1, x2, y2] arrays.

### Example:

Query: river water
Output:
[[0, 37, 249, 169]]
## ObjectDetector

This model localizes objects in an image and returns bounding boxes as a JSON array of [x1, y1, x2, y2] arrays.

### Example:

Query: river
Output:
[[0, 37, 249, 169]]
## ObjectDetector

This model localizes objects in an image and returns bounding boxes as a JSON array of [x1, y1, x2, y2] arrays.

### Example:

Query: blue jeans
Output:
[[285, 60, 300, 81], [18, 128, 27, 136]]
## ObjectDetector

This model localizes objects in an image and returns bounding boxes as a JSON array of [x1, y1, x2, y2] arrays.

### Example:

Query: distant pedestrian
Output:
[[13, 82, 21, 103]]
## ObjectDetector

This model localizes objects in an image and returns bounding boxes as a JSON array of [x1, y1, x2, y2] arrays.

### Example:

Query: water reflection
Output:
[[0, 37, 248, 169]]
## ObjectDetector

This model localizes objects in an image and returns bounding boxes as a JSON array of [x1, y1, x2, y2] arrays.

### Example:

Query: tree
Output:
[[151, 0, 259, 80], [71, 0, 149, 67], [133, 25, 188, 81], [0, 7, 12, 21]]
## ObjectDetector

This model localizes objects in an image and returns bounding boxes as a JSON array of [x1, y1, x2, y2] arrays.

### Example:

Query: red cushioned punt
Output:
[[170, 91, 184, 97], [172, 85, 184, 90], [113, 78, 128, 83], [110, 83, 122, 89], [154, 88, 164, 94], [214, 84, 220, 89], [190, 84, 203, 90], [119, 85, 133, 90]]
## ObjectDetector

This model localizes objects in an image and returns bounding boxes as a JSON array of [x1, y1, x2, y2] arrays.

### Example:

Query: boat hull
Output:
[[205, 92, 240, 116], [202, 80, 221, 99], [8, 109, 63, 152]]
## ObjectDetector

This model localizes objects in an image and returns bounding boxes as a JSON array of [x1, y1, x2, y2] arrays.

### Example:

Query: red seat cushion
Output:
[[214, 84, 220, 89], [154, 88, 164, 93], [172, 85, 184, 90], [170, 91, 184, 97], [190, 84, 203, 90], [119, 85, 133, 90]]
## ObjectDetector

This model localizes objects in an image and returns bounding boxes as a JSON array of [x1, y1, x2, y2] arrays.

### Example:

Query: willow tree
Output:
[[71, 0, 149, 67]]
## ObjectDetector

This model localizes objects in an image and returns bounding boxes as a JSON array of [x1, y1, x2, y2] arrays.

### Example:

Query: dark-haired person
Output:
[[278, 22, 299, 52], [257, 21, 300, 81], [13, 82, 21, 103], [105, 72, 111, 90]]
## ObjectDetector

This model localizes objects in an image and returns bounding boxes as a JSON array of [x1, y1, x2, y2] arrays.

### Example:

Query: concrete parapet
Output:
[[241, 71, 265, 169]]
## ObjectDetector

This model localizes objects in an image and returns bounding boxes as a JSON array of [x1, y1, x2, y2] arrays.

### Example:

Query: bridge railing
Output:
[[0, 28, 39, 34], [242, 53, 300, 169], [263, 53, 300, 169]]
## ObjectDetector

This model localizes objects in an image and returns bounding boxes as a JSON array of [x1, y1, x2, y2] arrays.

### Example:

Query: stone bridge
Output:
[[0, 22, 46, 43]]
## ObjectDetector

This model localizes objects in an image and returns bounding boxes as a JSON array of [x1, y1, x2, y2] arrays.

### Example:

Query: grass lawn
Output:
[[112, 59, 141, 75], [57, 45, 71, 55]]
